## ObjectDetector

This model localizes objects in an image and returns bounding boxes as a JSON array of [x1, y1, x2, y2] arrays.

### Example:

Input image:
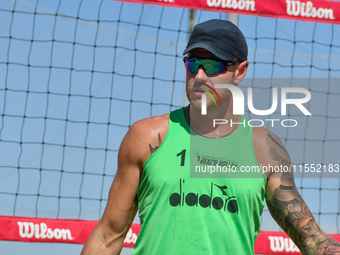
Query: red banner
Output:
[[0, 216, 140, 247], [114, 0, 340, 24], [2, 215, 340, 254], [255, 231, 340, 254]]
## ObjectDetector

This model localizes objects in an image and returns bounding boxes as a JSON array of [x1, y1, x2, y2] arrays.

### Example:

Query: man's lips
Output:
[[192, 82, 209, 93], [191, 81, 223, 105], [191, 88, 209, 98], [192, 88, 206, 93]]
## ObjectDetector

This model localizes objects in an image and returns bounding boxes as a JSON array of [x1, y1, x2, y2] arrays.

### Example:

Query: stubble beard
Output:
[[186, 73, 237, 112]]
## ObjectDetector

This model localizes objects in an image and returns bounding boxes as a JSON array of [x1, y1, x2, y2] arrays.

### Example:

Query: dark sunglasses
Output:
[[183, 57, 242, 75]]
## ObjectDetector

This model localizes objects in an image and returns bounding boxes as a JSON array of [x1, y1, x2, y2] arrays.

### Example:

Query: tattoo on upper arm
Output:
[[266, 133, 291, 168], [149, 133, 162, 155], [266, 132, 340, 254], [266, 133, 294, 185]]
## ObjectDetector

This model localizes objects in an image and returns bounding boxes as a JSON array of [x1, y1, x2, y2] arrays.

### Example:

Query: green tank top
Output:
[[132, 108, 267, 255]]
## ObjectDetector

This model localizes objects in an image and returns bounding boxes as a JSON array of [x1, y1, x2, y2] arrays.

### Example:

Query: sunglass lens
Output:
[[203, 59, 225, 75], [185, 58, 225, 75]]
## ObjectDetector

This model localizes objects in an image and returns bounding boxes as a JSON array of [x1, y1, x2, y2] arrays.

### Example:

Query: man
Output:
[[81, 19, 340, 254]]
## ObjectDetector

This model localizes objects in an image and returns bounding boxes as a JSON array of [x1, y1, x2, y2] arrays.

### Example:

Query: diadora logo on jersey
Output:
[[169, 179, 238, 214]]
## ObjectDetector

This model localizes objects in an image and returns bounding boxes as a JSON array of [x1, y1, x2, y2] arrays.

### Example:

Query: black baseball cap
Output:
[[183, 19, 248, 62]]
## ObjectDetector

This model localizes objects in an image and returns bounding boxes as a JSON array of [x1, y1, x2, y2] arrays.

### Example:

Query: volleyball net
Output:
[[0, 0, 340, 254]]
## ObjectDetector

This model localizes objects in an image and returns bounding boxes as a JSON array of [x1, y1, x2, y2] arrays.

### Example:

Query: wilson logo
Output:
[[286, 0, 335, 20], [17, 221, 74, 240], [268, 236, 300, 252], [124, 228, 137, 244], [207, 0, 256, 11]]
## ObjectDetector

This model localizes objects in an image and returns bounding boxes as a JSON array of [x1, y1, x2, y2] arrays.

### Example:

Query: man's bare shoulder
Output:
[[252, 127, 285, 153], [252, 127, 291, 178], [127, 113, 169, 143], [119, 113, 169, 167]]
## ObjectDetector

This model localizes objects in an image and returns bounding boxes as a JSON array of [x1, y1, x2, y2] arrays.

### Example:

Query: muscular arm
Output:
[[254, 129, 340, 255], [81, 115, 168, 255], [81, 123, 141, 255]]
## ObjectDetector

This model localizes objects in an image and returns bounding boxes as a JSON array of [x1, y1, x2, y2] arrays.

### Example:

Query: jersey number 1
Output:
[[176, 149, 186, 166]]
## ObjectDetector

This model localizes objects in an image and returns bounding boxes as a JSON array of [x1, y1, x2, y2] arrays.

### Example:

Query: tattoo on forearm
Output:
[[267, 185, 340, 254], [266, 133, 340, 254], [149, 133, 162, 154]]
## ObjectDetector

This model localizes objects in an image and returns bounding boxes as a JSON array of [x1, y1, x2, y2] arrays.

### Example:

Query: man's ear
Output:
[[234, 60, 249, 85]]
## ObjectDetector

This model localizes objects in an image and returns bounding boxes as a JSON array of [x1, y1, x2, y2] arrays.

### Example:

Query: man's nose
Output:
[[195, 65, 208, 78]]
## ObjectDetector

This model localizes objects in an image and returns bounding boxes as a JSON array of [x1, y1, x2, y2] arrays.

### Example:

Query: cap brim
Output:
[[183, 43, 235, 61]]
